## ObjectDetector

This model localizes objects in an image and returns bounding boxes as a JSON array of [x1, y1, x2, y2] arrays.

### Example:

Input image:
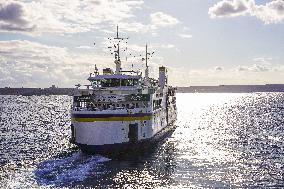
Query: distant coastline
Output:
[[1, 84, 284, 95], [0, 86, 75, 96], [178, 84, 284, 93]]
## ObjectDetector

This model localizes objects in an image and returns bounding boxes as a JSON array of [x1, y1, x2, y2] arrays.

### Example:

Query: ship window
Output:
[[100, 79, 120, 87], [153, 100, 162, 110], [121, 79, 136, 86], [133, 79, 139, 85], [121, 79, 129, 86], [103, 104, 107, 109], [92, 80, 102, 88], [129, 103, 135, 109]]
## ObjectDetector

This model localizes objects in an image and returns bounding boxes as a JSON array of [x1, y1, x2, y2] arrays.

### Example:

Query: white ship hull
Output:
[[70, 97, 177, 156]]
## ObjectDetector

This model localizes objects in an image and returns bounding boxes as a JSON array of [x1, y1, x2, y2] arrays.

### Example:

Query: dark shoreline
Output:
[[0, 87, 76, 96], [1, 84, 284, 95], [178, 84, 284, 93]]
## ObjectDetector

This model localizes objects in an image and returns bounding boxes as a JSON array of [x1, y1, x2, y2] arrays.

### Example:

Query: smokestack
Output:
[[159, 66, 167, 88]]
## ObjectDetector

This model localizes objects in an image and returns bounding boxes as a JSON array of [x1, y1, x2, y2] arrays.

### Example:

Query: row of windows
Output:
[[74, 99, 163, 111], [74, 101, 148, 111], [92, 79, 140, 88]]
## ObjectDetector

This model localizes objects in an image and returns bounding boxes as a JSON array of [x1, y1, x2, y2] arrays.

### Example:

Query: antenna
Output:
[[107, 26, 129, 74], [146, 44, 148, 68], [113, 26, 129, 61], [116, 25, 119, 39], [94, 64, 99, 76], [143, 44, 154, 81]]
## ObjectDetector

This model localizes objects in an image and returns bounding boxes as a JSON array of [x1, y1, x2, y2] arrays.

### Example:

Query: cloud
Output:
[[0, 39, 170, 87], [76, 46, 93, 49], [214, 66, 224, 72], [174, 61, 284, 86], [1, 40, 284, 87], [159, 44, 175, 49], [176, 26, 192, 39], [150, 12, 180, 28], [0, 0, 145, 34], [235, 57, 282, 72], [209, 0, 284, 24], [236, 58, 276, 72], [236, 66, 248, 72], [0, 1, 34, 31], [0, 0, 181, 35], [236, 64, 270, 72], [209, 0, 251, 18], [177, 33, 192, 39], [252, 57, 273, 64], [251, 0, 284, 24], [0, 40, 113, 87], [118, 11, 181, 34]]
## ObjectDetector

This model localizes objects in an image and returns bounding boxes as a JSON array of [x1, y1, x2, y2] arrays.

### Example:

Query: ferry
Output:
[[70, 27, 177, 156]]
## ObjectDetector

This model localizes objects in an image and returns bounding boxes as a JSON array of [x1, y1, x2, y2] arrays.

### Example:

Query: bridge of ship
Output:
[[73, 74, 154, 112], [88, 74, 142, 88]]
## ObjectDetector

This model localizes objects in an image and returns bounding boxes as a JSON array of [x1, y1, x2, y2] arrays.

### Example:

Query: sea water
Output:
[[0, 93, 284, 188]]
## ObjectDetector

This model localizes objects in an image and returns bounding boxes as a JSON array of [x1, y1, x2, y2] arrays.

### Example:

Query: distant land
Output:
[[0, 85, 75, 96], [178, 84, 284, 93], [2, 84, 284, 95]]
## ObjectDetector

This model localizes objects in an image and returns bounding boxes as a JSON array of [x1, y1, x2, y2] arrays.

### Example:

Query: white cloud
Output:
[[177, 26, 192, 39], [177, 33, 192, 39], [251, 0, 284, 24], [170, 56, 284, 86], [118, 11, 181, 34], [236, 64, 270, 72], [209, 0, 284, 24], [209, 0, 251, 18], [0, 39, 172, 87], [159, 44, 175, 49], [1, 40, 284, 87], [0, 0, 145, 34], [178, 64, 284, 86], [150, 12, 180, 28], [76, 45, 93, 49], [214, 66, 224, 72], [0, 0, 182, 35], [236, 57, 280, 72], [0, 40, 113, 87]]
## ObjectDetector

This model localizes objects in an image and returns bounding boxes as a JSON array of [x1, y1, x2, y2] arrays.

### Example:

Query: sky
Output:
[[0, 0, 284, 87]]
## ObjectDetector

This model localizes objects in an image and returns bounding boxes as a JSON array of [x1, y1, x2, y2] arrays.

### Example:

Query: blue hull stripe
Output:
[[72, 113, 152, 118]]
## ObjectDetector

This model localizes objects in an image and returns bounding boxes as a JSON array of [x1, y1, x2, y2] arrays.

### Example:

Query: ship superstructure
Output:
[[70, 27, 177, 155]]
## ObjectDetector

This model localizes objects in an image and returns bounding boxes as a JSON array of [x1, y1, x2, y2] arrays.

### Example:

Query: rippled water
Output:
[[1, 93, 284, 188]]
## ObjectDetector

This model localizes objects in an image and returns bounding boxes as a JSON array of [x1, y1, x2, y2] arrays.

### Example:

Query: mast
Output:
[[145, 44, 149, 80], [144, 44, 154, 82], [111, 26, 128, 74], [114, 26, 120, 61]]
